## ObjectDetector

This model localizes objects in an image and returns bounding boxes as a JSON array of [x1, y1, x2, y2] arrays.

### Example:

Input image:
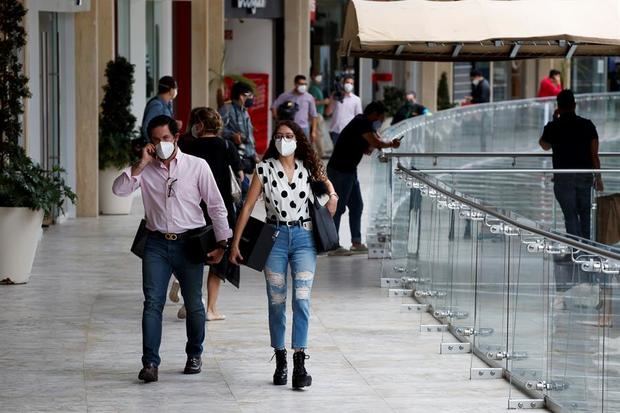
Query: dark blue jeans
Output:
[[553, 174, 593, 239], [142, 235, 205, 366], [327, 166, 363, 244]]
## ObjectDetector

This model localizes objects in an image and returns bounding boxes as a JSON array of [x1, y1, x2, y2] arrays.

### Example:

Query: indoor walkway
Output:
[[0, 161, 529, 413]]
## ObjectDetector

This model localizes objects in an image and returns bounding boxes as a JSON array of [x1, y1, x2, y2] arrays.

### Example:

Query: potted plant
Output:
[[99, 57, 137, 214], [0, 0, 75, 285]]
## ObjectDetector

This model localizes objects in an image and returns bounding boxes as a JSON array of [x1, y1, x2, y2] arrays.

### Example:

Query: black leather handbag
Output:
[[131, 219, 149, 259], [239, 217, 277, 271], [308, 196, 339, 253]]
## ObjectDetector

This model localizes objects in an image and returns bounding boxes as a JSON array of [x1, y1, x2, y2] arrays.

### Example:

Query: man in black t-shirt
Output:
[[539, 89, 603, 239], [327, 101, 401, 256]]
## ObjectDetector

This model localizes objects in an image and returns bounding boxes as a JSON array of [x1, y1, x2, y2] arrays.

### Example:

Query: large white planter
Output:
[[0, 207, 44, 284], [99, 167, 133, 215]]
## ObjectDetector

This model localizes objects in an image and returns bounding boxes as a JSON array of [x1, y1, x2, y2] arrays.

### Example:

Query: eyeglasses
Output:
[[166, 177, 177, 198], [274, 134, 296, 141]]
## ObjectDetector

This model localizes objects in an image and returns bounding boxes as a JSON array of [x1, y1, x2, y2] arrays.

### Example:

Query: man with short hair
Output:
[[113, 115, 232, 383], [141, 76, 181, 139], [327, 101, 401, 256], [220, 82, 256, 200], [272, 75, 318, 141], [309, 71, 330, 158], [538, 69, 563, 98], [539, 89, 603, 239], [467, 70, 490, 104], [391, 91, 428, 125], [325, 75, 362, 144]]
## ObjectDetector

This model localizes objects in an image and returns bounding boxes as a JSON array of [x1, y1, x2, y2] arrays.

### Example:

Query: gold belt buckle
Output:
[[164, 233, 178, 241]]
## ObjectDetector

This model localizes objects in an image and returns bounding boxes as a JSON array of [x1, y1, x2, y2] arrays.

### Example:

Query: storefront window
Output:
[[311, 0, 353, 95], [572, 57, 607, 93]]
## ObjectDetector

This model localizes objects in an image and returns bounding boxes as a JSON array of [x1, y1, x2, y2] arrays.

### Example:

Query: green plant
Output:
[[0, 0, 75, 215], [382, 86, 405, 117], [0, 142, 76, 215], [437, 72, 455, 110], [99, 57, 137, 170], [0, 0, 31, 145]]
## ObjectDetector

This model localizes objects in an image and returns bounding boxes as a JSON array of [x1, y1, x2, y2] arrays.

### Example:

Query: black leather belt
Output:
[[148, 227, 205, 241], [267, 218, 311, 227]]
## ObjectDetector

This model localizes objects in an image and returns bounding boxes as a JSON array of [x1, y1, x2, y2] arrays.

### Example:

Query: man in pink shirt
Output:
[[538, 69, 563, 98], [113, 115, 232, 383], [325, 75, 363, 144]]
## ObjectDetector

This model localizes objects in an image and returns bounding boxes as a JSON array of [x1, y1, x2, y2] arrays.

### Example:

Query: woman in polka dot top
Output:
[[230, 120, 338, 389]]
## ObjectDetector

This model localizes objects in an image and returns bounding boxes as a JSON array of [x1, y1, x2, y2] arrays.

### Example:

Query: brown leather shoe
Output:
[[138, 363, 158, 383], [184, 356, 202, 374]]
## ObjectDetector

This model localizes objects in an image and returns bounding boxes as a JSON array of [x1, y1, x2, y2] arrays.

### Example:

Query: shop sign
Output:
[[235, 0, 266, 15]]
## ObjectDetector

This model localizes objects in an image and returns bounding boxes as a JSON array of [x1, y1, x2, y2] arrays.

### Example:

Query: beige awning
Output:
[[339, 0, 620, 61]]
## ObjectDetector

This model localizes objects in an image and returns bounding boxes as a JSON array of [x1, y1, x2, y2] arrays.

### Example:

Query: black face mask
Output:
[[244, 98, 254, 108]]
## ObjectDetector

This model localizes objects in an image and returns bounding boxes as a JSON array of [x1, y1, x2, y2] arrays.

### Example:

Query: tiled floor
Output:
[[0, 158, 530, 412]]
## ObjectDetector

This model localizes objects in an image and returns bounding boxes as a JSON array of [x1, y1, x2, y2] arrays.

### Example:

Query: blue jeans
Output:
[[142, 235, 206, 366], [264, 225, 317, 350], [327, 166, 363, 244], [553, 174, 593, 239]]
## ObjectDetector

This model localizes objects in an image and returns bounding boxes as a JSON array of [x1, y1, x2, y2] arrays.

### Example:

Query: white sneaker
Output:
[[169, 280, 180, 303], [350, 244, 369, 254]]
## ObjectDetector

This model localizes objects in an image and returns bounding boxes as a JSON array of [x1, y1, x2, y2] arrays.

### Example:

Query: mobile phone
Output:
[[396, 135, 405, 142]]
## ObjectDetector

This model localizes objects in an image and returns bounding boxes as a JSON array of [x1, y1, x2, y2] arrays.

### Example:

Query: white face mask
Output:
[[156, 141, 176, 160], [472, 78, 481, 86], [275, 138, 297, 157], [170, 89, 178, 100], [344, 83, 354, 93], [314, 75, 323, 83], [296, 85, 307, 94]]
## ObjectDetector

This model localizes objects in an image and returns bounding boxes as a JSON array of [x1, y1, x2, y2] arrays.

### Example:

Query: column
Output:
[[155, 0, 173, 78], [191, 0, 209, 107], [208, 0, 225, 108], [284, 0, 311, 88], [129, 0, 146, 121], [358, 58, 373, 107], [419, 62, 438, 113], [74, 0, 99, 217]]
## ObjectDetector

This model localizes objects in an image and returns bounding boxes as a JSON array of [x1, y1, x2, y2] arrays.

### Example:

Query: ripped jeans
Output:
[[264, 225, 317, 350]]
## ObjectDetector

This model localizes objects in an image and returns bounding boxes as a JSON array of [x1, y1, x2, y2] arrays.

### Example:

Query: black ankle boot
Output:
[[272, 349, 287, 385], [292, 351, 312, 389]]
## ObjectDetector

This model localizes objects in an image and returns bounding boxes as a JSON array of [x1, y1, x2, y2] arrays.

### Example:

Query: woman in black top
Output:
[[178, 107, 243, 321]]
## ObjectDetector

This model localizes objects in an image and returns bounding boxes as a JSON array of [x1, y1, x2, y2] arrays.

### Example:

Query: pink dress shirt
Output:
[[112, 150, 232, 242]]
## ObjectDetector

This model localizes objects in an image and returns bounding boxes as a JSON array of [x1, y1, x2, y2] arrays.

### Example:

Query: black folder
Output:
[[239, 217, 277, 272]]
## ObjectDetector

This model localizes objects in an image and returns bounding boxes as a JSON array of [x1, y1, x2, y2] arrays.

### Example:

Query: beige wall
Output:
[[74, 0, 99, 217]]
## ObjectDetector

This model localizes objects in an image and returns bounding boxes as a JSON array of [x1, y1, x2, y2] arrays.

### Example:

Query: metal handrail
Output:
[[397, 163, 620, 262], [404, 168, 620, 174], [380, 151, 620, 159]]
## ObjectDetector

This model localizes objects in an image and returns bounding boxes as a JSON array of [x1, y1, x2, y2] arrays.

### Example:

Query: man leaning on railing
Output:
[[539, 89, 603, 240]]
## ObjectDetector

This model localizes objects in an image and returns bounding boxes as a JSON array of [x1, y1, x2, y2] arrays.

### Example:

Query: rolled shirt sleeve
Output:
[[112, 167, 141, 197], [198, 161, 233, 242], [219, 104, 236, 141]]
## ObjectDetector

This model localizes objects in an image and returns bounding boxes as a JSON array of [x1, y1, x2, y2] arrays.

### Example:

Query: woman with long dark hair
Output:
[[230, 120, 338, 389], [177, 107, 243, 321]]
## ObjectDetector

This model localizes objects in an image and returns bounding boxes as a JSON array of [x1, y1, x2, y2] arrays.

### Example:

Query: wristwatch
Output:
[[215, 240, 229, 250]]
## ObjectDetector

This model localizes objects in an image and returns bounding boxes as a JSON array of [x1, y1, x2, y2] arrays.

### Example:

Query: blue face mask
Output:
[[373, 120, 382, 131]]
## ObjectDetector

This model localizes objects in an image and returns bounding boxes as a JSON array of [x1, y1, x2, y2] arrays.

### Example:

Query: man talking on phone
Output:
[[113, 115, 232, 383], [326, 101, 401, 256]]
